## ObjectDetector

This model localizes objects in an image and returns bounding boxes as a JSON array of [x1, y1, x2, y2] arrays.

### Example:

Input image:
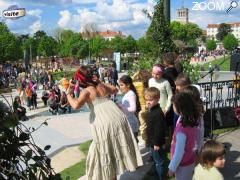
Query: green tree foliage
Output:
[[110, 36, 125, 53], [216, 23, 232, 41], [37, 36, 58, 57], [137, 37, 156, 56], [147, 0, 174, 58], [223, 34, 238, 52], [0, 22, 21, 63], [206, 39, 217, 51], [89, 36, 107, 59], [124, 35, 137, 53], [70, 34, 89, 59], [171, 21, 202, 50], [33, 30, 47, 41], [21, 37, 38, 60]]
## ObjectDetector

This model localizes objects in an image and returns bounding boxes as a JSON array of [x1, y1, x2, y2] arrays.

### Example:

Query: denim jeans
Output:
[[152, 148, 165, 180]]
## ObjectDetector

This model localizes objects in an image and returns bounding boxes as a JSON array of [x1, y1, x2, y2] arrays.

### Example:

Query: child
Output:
[[148, 64, 172, 114], [119, 75, 141, 142], [145, 87, 166, 179], [168, 92, 200, 180], [193, 140, 226, 180], [181, 86, 205, 153], [132, 69, 150, 145]]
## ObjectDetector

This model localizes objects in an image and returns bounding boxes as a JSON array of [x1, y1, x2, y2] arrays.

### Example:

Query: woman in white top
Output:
[[119, 75, 141, 142], [148, 64, 173, 113]]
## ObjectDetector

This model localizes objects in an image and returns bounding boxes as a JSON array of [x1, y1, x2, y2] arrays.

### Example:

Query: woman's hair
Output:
[[162, 52, 177, 66], [199, 140, 226, 169], [145, 87, 160, 100], [172, 92, 200, 127], [175, 73, 191, 87], [181, 85, 204, 114], [119, 75, 141, 113], [14, 96, 20, 102]]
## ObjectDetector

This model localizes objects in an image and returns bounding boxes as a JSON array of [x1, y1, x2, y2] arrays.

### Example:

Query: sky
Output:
[[0, 0, 240, 39]]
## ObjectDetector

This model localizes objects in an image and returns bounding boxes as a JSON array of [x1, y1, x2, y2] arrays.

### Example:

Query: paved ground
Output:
[[217, 129, 240, 179]]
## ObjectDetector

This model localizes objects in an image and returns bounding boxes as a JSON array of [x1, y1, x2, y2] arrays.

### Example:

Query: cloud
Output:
[[5, 7, 42, 35], [58, 10, 72, 28], [57, 0, 154, 38], [29, 20, 41, 33], [72, 0, 98, 4], [27, 9, 42, 18]]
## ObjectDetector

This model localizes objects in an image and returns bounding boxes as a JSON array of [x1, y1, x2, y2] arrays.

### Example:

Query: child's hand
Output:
[[153, 145, 160, 151], [168, 169, 175, 177]]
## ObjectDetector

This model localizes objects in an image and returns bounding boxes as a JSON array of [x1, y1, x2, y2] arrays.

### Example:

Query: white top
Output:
[[193, 164, 224, 180], [148, 77, 173, 111], [121, 90, 139, 133]]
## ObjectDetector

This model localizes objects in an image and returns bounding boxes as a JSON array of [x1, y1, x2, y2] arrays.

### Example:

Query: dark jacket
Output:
[[163, 67, 178, 93], [146, 104, 166, 147]]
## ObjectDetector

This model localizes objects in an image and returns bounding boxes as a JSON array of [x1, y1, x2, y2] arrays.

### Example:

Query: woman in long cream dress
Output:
[[66, 77, 143, 180]]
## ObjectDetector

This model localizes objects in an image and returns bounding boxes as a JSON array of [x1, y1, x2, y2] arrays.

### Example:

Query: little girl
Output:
[[168, 92, 200, 180], [193, 140, 226, 180], [119, 75, 141, 142]]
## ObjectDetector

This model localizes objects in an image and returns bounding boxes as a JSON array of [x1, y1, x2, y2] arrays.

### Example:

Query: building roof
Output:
[[82, 30, 126, 39], [207, 22, 240, 28], [99, 30, 124, 37]]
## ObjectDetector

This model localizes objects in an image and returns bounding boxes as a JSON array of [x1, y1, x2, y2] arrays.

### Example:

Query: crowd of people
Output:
[[5, 51, 227, 180]]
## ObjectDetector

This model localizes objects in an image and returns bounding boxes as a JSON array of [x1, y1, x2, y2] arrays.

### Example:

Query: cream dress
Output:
[[86, 97, 143, 180]]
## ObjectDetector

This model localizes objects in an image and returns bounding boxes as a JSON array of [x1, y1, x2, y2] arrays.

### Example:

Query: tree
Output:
[[82, 23, 99, 39], [124, 35, 137, 53], [223, 34, 238, 52], [170, 21, 202, 46], [37, 36, 58, 57], [52, 27, 64, 43], [21, 37, 38, 61], [0, 22, 21, 63], [110, 36, 125, 53], [206, 39, 217, 52], [69, 33, 89, 59], [147, 0, 174, 58], [216, 23, 232, 41], [33, 30, 47, 41], [89, 36, 106, 60]]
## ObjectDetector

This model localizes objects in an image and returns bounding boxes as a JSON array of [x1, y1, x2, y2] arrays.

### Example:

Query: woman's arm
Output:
[[67, 89, 90, 109]]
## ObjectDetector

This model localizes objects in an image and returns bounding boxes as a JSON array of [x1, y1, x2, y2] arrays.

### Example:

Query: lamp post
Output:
[[164, 0, 170, 23]]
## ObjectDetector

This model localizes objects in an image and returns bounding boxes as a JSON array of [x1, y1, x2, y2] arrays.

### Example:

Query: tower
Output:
[[177, 0, 189, 24]]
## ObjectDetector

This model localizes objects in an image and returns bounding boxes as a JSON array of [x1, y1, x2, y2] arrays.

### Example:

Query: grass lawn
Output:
[[60, 140, 92, 180], [52, 70, 76, 81], [202, 56, 230, 71], [213, 126, 240, 135]]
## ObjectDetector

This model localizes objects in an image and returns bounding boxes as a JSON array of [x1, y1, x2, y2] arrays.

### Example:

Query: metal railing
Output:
[[198, 80, 239, 109]]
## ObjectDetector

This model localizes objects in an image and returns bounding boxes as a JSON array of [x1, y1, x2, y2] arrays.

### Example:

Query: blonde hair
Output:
[[144, 87, 160, 100]]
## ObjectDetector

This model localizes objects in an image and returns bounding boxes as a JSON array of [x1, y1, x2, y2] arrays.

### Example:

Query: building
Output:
[[82, 30, 126, 40], [99, 30, 126, 40], [207, 22, 240, 40], [176, 1, 189, 24]]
